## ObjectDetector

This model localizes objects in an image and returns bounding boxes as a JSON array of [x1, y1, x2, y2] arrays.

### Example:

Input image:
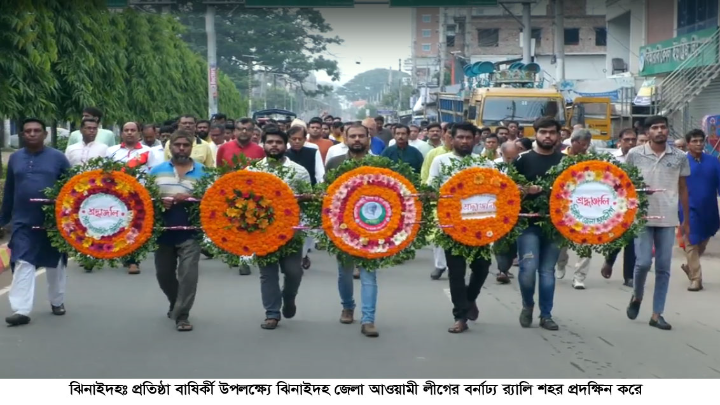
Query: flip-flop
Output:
[[176, 320, 193, 331], [261, 318, 279, 330]]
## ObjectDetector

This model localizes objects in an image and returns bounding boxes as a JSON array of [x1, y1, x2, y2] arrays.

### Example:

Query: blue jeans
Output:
[[337, 257, 377, 324], [633, 226, 675, 315], [517, 225, 561, 318]]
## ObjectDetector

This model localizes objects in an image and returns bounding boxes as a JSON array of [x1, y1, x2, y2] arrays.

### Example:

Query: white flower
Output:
[[486, 231, 494, 238], [584, 171, 596, 181], [565, 182, 576, 191]]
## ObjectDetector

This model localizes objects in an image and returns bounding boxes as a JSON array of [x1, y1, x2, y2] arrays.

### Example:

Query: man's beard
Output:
[[172, 154, 192, 163], [266, 150, 285, 160], [197, 131, 208, 140], [349, 144, 366, 153], [537, 141, 556, 151]]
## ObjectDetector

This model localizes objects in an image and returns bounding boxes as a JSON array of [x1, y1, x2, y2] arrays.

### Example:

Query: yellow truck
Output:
[[438, 63, 612, 140]]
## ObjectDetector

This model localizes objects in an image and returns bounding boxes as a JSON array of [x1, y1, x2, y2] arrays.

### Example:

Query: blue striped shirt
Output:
[[150, 160, 207, 245]]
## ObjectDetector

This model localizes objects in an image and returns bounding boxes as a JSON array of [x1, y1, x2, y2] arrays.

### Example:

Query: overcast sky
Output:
[[316, 5, 412, 84]]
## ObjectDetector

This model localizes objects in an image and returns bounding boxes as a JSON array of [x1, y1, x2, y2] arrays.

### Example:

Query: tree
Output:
[[356, 104, 377, 120], [175, 3, 343, 97], [338, 69, 410, 102], [0, 2, 245, 127]]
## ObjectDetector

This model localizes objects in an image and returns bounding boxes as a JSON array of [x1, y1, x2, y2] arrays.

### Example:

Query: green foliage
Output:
[[313, 155, 434, 272], [339, 68, 410, 102], [0, 3, 244, 123], [356, 104, 377, 120], [175, 3, 342, 97]]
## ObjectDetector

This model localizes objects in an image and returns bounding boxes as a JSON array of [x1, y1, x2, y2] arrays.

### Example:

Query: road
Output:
[[1, 243, 720, 379]]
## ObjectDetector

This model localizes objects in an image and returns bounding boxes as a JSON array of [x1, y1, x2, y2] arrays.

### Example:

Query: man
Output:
[[163, 115, 214, 167], [674, 138, 687, 152], [389, 124, 433, 157], [325, 118, 378, 163], [364, 117, 387, 155], [679, 129, 720, 292], [425, 123, 444, 150], [601, 128, 638, 287], [374, 116, 394, 145], [494, 141, 520, 284], [148, 125, 173, 171], [481, 133, 500, 160], [507, 121, 520, 141], [212, 113, 227, 126], [196, 120, 211, 142], [325, 123, 380, 337], [287, 126, 325, 270], [150, 130, 204, 331], [637, 133, 648, 146], [427, 122, 493, 333], [207, 124, 226, 164], [108, 122, 152, 275], [251, 126, 312, 330], [65, 118, 108, 167], [381, 124, 424, 174], [307, 117, 334, 162], [159, 125, 173, 145], [224, 123, 235, 142], [216, 118, 265, 167], [2, 119, 71, 326], [496, 126, 510, 144], [421, 124, 454, 280], [513, 117, 564, 331], [141, 124, 162, 147], [66, 107, 117, 148], [329, 121, 344, 143], [625, 115, 690, 330], [558, 129, 593, 289]]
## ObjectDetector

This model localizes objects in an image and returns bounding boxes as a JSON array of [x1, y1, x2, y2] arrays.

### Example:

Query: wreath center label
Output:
[[354, 196, 392, 231], [460, 194, 497, 220], [79, 193, 131, 238], [570, 181, 618, 225]]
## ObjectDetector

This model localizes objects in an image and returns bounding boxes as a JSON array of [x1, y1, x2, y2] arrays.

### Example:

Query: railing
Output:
[[657, 28, 720, 116]]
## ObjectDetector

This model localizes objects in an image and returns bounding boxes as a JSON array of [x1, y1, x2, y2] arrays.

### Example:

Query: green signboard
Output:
[[639, 27, 719, 76], [390, 0, 497, 6], [244, 0, 353, 7], [106, 0, 128, 8]]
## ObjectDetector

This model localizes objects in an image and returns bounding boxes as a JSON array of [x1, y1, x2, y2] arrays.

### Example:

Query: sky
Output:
[[316, 5, 412, 85]]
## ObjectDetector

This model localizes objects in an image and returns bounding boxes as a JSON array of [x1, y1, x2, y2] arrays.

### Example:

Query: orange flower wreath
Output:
[[54, 170, 155, 259], [549, 160, 640, 245], [322, 167, 421, 260], [200, 170, 300, 257], [437, 167, 521, 247]]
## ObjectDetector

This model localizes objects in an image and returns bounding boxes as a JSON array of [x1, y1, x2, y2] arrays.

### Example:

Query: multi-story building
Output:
[[424, 0, 607, 86], [609, 0, 720, 135], [411, 7, 442, 86]]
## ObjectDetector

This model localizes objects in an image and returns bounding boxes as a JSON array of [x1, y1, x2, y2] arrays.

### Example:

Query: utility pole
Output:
[[553, 0, 565, 82], [521, 2, 532, 63], [410, 8, 417, 89], [206, 5, 218, 118], [438, 7, 446, 90], [398, 58, 403, 112], [242, 54, 256, 115]]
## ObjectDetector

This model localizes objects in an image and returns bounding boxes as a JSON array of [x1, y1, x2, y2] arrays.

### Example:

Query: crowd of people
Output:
[[2, 106, 718, 338]]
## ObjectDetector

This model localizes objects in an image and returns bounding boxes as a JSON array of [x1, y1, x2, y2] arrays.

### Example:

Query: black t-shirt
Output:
[[512, 149, 564, 213]]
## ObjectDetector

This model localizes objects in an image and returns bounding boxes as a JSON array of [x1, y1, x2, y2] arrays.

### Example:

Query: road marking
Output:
[[0, 268, 46, 297], [443, 288, 452, 302]]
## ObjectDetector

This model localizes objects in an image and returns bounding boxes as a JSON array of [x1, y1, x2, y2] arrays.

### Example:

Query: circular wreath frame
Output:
[[314, 156, 434, 271], [430, 155, 527, 262], [191, 158, 315, 267], [42, 157, 163, 268], [534, 153, 649, 258]]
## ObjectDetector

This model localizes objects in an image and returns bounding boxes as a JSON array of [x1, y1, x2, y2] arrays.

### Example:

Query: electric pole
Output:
[[206, 5, 218, 118], [522, 2, 532, 63], [553, 0, 566, 82]]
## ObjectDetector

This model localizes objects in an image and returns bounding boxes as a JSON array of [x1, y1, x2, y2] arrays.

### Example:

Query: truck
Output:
[[437, 61, 612, 141]]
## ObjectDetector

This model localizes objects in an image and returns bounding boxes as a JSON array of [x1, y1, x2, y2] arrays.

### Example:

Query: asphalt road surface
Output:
[[1, 244, 720, 379]]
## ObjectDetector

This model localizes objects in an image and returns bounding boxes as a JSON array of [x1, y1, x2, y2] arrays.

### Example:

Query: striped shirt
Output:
[[150, 160, 207, 244]]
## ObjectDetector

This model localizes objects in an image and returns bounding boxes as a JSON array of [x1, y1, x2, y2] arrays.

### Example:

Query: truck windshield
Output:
[[482, 97, 565, 126]]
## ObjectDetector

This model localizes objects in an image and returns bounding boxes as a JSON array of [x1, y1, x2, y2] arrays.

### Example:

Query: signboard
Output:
[[390, 0, 497, 5], [245, 0, 353, 7], [638, 27, 718, 76]]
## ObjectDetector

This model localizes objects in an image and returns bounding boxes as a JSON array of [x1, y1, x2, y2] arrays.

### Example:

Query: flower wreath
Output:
[[42, 158, 162, 268], [315, 156, 434, 271], [193, 158, 313, 267], [431, 155, 525, 262], [537, 153, 649, 257]]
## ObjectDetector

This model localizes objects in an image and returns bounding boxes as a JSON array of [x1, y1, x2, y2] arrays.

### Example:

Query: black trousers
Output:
[[605, 242, 635, 282], [445, 250, 490, 321]]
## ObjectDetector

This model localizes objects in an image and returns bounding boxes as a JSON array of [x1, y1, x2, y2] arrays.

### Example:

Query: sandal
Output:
[[176, 320, 193, 332], [600, 263, 612, 279], [448, 320, 468, 334], [301, 256, 311, 270], [261, 318, 279, 330]]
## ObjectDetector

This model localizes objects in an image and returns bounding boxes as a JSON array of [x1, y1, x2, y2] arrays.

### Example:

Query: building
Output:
[[411, 7, 442, 86], [435, 0, 607, 85], [611, 0, 720, 135]]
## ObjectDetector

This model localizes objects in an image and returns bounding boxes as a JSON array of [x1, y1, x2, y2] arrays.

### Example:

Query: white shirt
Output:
[[252, 157, 312, 193], [612, 148, 627, 163], [209, 141, 225, 164], [65, 140, 108, 167], [107, 143, 152, 172], [427, 153, 495, 186], [389, 139, 434, 157], [286, 143, 325, 184], [325, 142, 375, 162], [147, 144, 167, 171]]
